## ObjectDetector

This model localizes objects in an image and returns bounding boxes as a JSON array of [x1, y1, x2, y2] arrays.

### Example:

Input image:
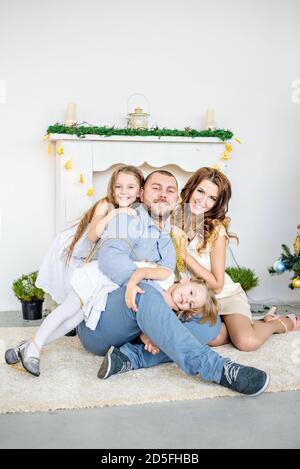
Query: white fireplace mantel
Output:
[[49, 134, 230, 232]]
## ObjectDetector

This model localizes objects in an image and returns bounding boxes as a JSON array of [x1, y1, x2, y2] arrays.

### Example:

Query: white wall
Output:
[[0, 0, 299, 311]]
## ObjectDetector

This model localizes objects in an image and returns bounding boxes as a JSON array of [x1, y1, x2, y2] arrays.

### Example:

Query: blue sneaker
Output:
[[98, 346, 133, 379], [219, 360, 270, 396]]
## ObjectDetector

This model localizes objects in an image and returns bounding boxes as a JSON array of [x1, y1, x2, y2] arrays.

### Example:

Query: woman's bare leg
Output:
[[208, 322, 230, 346], [222, 313, 295, 352]]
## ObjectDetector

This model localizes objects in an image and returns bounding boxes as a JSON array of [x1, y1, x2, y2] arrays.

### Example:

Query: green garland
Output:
[[46, 124, 233, 141]]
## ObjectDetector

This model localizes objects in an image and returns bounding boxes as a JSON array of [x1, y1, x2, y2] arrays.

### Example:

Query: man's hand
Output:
[[125, 282, 145, 312], [139, 333, 160, 355]]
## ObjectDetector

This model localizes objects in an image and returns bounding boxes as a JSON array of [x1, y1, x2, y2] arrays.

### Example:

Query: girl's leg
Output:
[[222, 313, 295, 352], [26, 290, 81, 358], [42, 310, 84, 346]]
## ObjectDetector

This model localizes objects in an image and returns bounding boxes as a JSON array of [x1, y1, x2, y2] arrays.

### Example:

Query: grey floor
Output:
[[1, 310, 300, 449]]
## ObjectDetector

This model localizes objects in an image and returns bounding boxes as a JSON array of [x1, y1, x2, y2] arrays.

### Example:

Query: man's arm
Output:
[[97, 213, 139, 285]]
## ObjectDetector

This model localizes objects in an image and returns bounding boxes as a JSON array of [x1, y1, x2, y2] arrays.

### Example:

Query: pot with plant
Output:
[[225, 266, 259, 292], [12, 271, 45, 320]]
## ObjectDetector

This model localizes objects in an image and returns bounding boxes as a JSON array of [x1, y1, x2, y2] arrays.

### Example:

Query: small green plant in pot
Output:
[[225, 266, 259, 292], [12, 271, 45, 320]]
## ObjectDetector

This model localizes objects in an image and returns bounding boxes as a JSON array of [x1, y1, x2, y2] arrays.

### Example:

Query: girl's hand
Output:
[[125, 282, 145, 312], [139, 333, 160, 355], [114, 207, 137, 217]]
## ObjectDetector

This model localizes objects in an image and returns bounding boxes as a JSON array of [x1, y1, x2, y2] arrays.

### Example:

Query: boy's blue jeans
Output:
[[77, 284, 225, 383]]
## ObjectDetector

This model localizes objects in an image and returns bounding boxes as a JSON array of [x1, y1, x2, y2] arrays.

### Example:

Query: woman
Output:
[[174, 167, 300, 351]]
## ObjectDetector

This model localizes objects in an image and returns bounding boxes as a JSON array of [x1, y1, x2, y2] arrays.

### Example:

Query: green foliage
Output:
[[225, 266, 259, 292], [268, 244, 300, 289], [12, 271, 45, 302], [46, 124, 234, 141]]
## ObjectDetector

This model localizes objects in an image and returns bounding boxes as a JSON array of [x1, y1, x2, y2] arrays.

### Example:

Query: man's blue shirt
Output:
[[97, 205, 176, 288]]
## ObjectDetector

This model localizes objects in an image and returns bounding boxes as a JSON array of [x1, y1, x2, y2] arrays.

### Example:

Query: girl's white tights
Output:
[[26, 290, 83, 359]]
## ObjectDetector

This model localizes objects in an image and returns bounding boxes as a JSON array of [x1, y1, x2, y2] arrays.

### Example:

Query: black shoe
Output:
[[219, 360, 270, 396], [97, 346, 133, 379], [65, 328, 77, 337]]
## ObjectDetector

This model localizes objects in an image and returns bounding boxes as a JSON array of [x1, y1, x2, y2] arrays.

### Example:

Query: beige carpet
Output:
[[1, 327, 300, 414]]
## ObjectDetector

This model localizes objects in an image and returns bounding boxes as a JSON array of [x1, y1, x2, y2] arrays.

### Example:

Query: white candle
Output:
[[204, 108, 215, 130], [65, 103, 76, 126]]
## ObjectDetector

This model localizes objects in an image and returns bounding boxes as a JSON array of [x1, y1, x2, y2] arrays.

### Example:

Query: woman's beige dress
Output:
[[182, 225, 252, 321]]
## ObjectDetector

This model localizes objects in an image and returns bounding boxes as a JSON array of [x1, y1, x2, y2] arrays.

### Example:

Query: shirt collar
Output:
[[137, 204, 172, 234]]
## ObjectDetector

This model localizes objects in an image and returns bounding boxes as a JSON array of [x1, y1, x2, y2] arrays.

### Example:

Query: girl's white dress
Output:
[[36, 225, 94, 304]]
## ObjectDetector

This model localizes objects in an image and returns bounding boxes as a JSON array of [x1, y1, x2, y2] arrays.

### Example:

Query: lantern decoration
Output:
[[127, 107, 150, 129], [127, 93, 150, 129], [273, 260, 286, 274], [79, 172, 85, 184], [47, 143, 51, 155]]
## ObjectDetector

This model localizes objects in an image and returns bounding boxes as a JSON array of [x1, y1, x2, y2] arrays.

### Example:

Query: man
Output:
[[77, 170, 270, 396]]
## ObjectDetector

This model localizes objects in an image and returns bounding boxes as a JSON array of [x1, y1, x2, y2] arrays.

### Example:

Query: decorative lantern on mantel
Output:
[[127, 107, 150, 129], [127, 93, 150, 129]]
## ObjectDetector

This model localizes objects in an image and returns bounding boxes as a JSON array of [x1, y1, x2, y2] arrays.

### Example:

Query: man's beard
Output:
[[145, 202, 172, 222]]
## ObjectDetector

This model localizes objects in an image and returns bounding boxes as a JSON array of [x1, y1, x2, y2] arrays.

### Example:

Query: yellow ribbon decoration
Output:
[[64, 160, 72, 170], [87, 186, 94, 197], [171, 231, 186, 273], [56, 144, 64, 156], [221, 150, 230, 161]]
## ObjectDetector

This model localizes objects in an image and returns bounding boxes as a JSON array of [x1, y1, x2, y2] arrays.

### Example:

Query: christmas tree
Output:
[[268, 226, 300, 289]]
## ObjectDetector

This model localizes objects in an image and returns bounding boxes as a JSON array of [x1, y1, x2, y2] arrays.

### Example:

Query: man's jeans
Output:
[[77, 284, 226, 383], [120, 312, 221, 370]]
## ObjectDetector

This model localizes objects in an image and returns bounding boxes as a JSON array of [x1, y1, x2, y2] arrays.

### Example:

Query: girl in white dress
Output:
[[36, 165, 144, 304], [5, 165, 144, 375], [173, 167, 300, 352]]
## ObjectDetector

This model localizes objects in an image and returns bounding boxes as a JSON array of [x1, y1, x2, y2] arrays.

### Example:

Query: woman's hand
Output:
[[125, 282, 145, 312], [113, 207, 137, 217], [139, 333, 160, 355]]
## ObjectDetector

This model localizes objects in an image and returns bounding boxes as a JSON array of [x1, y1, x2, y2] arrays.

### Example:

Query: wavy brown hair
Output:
[[65, 165, 144, 262], [178, 167, 236, 253], [176, 278, 219, 325]]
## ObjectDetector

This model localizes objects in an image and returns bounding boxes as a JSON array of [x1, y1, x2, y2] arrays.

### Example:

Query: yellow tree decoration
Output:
[[294, 226, 300, 256], [47, 143, 51, 155], [79, 173, 85, 184]]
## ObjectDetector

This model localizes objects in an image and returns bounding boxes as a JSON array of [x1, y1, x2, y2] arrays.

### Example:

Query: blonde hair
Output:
[[176, 278, 219, 326], [65, 165, 144, 262]]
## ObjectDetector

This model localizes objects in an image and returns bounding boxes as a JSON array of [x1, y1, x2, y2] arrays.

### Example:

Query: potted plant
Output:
[[225, 266, 259, 292], [12, 271, 45, 320]]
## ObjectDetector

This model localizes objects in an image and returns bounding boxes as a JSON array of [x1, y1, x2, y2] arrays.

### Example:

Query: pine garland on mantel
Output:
[[46, 123, 234, 141]]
